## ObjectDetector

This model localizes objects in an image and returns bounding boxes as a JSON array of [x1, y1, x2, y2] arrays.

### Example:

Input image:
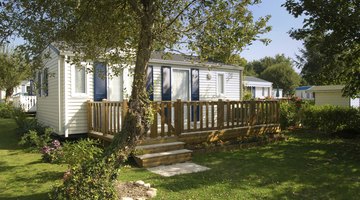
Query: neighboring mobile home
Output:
[[36, 45, 243, 137], [307, 85, 359, 108], [243, 76, 272, 99], [295, 86, 314, 100]]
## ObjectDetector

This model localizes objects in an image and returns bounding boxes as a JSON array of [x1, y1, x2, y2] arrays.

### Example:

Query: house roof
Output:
[[149, 52, 242, 70], [244, 76, 271, 83], [296, 86, 312, 91], [307, 85, 344, 92], [49, 44, 243, 70]]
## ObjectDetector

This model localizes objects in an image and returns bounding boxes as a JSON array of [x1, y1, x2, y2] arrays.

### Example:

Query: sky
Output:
[[240, 0, 305, 62]]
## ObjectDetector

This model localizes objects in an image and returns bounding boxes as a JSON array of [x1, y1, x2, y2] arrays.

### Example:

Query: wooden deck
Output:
[[87, 99, 280, 141]]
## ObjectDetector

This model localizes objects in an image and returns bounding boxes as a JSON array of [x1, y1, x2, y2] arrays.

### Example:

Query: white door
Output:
[[172, 69, 190, 101]]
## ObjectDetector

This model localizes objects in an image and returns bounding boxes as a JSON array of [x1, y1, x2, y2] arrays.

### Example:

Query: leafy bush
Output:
[[12, 107, 47, 134], [0, 103, 14, 118], [302, 105, 360, 134], [279, 101, 297, 129], [49, 156, 118, 200], [18, 128, 53, 149], [58, 138, 103, 166]]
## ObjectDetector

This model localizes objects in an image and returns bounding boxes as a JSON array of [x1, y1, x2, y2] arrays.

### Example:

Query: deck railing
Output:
[[87, 99, 280, 138], [13, 95, 37, 112]]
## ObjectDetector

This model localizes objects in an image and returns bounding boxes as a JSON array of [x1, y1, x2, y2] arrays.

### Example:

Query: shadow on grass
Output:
[[0, 161, 15, 172], [12, 171, 64, 183], [0, 192, 49, 200], [153, 131, 360, 199]]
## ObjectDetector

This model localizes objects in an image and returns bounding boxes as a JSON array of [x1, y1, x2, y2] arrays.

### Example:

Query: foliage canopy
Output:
[[283, 0, 360, 97]]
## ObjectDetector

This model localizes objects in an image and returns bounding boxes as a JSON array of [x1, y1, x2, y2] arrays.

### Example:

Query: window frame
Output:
[[171, 68, 191, 101], [72, 64, 88, 97], [217, 72, 225, 96]]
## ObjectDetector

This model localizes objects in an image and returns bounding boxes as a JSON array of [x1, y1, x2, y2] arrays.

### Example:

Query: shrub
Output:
[[302, 105, 360, 134], [0, 103, 14, 118], [18, 128, 52, 149], [59, 138, 103, 166], [49, 156, 118, 200], [12, 107, 46, 135], [279, 101, 297, 129]]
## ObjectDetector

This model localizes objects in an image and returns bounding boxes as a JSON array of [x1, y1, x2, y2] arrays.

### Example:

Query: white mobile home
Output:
[[36, 45, 243, 137], [243, 76, 272, 99], [307, 85, 359, 108], [295, 86, 314, 100]]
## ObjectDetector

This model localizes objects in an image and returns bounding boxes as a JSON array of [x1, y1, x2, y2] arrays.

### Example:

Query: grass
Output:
[[1, 118, 360, 199], [120, 131, 360, 200], [0, 119, 66, 200]]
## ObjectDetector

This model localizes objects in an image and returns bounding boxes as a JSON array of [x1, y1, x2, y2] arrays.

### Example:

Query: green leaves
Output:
[[283, 0, 360, 97]]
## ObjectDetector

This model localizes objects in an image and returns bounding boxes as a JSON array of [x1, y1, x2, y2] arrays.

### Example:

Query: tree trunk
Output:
[[105, 1, 155, 163], [5, 87, 13, 103]]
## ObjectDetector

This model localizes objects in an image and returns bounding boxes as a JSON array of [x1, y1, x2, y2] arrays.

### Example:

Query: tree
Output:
[[0, 47, 30, 102], [260, 62, 300, 95], [283, 0, 360, 97], [245, 54, 292, 76], [296, 38, 346, 86], [0, 1, 271, 198], [195, 1, 271, 64]]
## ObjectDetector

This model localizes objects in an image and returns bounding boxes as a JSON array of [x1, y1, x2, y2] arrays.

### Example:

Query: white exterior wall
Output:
[[199, 69, 240, 100], [150, 64, 241, 101], [36, 48, 60, 133], [63, 60, 94, 135], [244, 81, 272, 99], [296, 90, 314, 100], [315, 91, 350, 107], [350, 98, 360, 108], [272, 89, 283, 98]]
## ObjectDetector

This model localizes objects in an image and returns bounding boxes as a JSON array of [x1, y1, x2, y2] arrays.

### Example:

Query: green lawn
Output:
[[0, 119, 66, 200], [1, 118, 360, 200]]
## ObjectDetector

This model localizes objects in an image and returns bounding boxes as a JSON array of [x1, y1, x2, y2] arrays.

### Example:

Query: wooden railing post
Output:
[[101, 99, 107, 135], [174, 99, 182, 135], [217, 99, 224, 129], [87, 100, 92, 133], [277, 100, 280, 123], [250, 100, 256, 125]]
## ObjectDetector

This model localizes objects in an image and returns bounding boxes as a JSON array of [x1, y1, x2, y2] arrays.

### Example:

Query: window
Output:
[[74, 65, 86, 94], [217, 73, 225, 95], [262, 87, 265, 96]]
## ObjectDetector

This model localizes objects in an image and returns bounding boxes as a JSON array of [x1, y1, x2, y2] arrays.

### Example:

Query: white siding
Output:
[[315, 91, 350, 107], [150, 64, 241, 101], [64, 61, 94, 135], [36, 47, 60, 133], [199, 69, 240, 100], [350, 98, 360, 108]]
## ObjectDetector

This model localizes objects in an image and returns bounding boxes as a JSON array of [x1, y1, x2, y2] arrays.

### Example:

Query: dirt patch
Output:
[[115, 181, 153, 199]]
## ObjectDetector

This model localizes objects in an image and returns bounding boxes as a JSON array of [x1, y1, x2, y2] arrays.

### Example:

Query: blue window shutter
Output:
[[94, 62, 107, 101], [38, 72, 41, 97], [161, 66, 171, 101], [146, 65, 154, 101], [191, 69, 199, 101], [191, 69, 199, 121]]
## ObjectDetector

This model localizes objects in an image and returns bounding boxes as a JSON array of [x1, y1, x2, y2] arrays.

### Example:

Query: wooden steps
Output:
[[134, 141, 192, 168]]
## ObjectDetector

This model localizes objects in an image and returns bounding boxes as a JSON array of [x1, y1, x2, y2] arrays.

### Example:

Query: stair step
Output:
[[135, 142, 185, 154], [134, 149, 192, 168]]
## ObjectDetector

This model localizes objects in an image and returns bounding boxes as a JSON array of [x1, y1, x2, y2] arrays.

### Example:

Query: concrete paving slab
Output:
[[147, 162, 210, 177]]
